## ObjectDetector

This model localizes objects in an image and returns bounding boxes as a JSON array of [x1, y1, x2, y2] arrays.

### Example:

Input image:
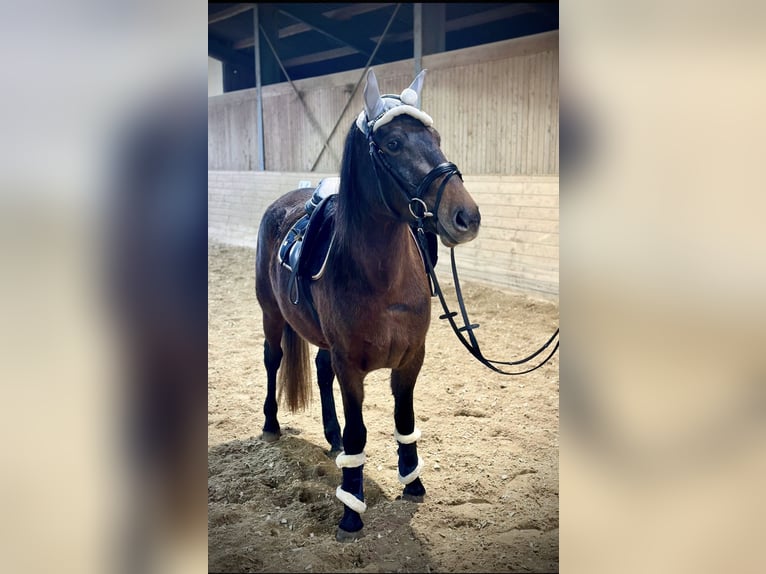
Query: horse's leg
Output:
[[391, 345, 426, 502], [261, 313, 284, 442], [315, 349, 342, 454], [332, 354, 368, 541]]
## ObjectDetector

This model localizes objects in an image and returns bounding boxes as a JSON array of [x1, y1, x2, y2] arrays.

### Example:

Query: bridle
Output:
[[366, 125, 461, 227], [363, 108, 560, 376]]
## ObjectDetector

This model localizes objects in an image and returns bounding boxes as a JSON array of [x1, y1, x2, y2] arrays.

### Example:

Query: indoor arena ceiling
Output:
[[209, 3, 559, 85]]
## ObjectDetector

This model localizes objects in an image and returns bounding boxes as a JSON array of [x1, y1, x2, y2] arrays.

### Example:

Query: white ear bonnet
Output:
[[356, 69, 434, 136]]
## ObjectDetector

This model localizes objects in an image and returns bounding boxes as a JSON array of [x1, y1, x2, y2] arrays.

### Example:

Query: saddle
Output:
[[277, 176, 441, 309], [278, 177, 339, 305]]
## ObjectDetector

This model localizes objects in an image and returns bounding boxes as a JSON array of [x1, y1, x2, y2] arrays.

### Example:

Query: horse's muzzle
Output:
[[438, 205, 481, 246]]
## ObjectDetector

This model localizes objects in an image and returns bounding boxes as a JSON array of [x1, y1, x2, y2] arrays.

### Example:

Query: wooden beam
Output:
[[422, 3, 444, 54], [276, 5, 385, 63], [209, 33, 253, 70], [278, 21, 308, 40], [310, 3, 402, 171], [241, 4, 395, 46], [278, 4, 392, 38], [372, 4, 540, 43], [259, 23, 340, 166], [208, 4, 254, 25], [413, 4, 422, 76], [252, 31, 557, 97], [258, 4, 283, 84], [254, 8, 265, 170], [322, 3, 391, 21], [241, 13, 371, 48], [234, 37, 256, 50], [445, 4, 539, 32], [238, 3, 539, 68], [282, 46, 358, 68]]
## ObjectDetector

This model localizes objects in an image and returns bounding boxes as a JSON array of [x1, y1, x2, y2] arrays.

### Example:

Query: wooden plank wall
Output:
[[208, 171, 336, 247], [208, 31, 559, 176], [441, 175, 559, 298], [208, 171, 558, 298], [208, 90, 259, 171]]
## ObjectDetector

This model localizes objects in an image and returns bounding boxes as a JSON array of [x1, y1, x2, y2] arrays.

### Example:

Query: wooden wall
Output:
[[208, 31, 559, 176], [208, 171, 558, 298], [208, 170, 337, 247], [437, 175, 559, 298]]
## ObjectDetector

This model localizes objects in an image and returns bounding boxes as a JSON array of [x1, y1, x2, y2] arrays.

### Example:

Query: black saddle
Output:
[[277, 177, 440, 308], [278, 178, 339, 305]]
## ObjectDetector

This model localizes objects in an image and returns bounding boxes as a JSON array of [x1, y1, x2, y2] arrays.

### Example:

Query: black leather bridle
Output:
[[367, 131, 462, 227], [364, 111, 559, 376]]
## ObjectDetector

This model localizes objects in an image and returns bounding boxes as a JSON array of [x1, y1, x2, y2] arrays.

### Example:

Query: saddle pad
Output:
[[305, 177, 340, 215], [278, 192, 337, 280]]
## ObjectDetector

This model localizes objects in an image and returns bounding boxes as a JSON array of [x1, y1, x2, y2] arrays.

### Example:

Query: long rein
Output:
[[367, 135, 560, 376]]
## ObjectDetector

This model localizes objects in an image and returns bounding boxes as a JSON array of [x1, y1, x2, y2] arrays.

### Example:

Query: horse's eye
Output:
[[386, 140, 400, 152]]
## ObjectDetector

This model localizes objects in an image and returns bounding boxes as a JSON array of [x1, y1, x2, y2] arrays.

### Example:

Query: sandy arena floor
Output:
[[208, 242, 559, 573]]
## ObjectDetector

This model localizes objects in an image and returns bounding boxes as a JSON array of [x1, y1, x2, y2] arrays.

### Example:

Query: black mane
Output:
[[336, 121, 369, 245]]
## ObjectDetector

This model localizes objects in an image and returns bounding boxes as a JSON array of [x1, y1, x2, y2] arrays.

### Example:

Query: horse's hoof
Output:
[[326, 447, 343, 458], [261, 431, 281, 443], [335, 527, 364, 542], [401, 493, 425, 503]]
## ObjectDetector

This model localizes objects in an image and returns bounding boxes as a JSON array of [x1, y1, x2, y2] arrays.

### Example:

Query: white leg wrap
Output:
[[335, 486, 367, 514], [335, 451, 366, 469], [394, 427, 421, 444], [398, 455, 424, 485]]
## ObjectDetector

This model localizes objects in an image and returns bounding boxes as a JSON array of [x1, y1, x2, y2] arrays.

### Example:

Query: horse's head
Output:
[[356, 69, 480, 247]]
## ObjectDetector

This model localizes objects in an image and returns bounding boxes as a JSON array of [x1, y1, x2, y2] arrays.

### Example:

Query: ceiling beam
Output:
[[223, 3, 543, 70], [237, 4, 397, 47], [277, 4, 392, 39], [275, 4, 389, 64], [372, 4, 541, 43], [282, 46, 359, 69], [234, 36, 257, 50], [322, 3, 392, 21], [446, 4, 540, 31], [209, 33, 253, 70], [278, 20, 308, 40], [208, 4, 254, 25]]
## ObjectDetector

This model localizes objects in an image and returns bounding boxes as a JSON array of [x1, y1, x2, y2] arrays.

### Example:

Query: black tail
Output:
[[277, 324, 312, 412]]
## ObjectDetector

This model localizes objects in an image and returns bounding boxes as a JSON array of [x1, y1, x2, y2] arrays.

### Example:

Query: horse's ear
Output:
[[364, 69, 384, 121], [407, 69, 427, 102]]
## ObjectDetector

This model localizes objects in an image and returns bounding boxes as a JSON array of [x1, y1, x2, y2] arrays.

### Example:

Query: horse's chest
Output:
[[346, 300, 430, 369], [380, 307, 425, 338]]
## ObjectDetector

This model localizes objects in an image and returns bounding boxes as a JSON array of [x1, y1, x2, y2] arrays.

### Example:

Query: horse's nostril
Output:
[[454, 209, 469, 231]]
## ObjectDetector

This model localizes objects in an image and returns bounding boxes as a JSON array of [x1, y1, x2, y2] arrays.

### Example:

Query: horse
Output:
[[255, 68, 481, 541]]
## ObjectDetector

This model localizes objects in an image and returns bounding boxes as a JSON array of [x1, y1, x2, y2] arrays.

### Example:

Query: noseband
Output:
[[366, 130, 462, 226]]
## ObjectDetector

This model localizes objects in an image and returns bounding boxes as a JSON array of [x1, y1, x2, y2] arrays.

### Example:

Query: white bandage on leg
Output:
[[335, 451, 366, 469], [335, 486, 367, 514], [398, 455, 424, 485], [394, 427, 421, 444]]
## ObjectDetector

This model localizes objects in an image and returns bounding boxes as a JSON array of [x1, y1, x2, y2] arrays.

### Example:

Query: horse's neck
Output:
[[337, 217, 416, 290], [335, 142, 419, 289]]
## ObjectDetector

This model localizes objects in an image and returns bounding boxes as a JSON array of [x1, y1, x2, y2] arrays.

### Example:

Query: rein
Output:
[[366, 127, 559, 375], [428, 236, 559, 375], [414, 219, 560, 376]]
